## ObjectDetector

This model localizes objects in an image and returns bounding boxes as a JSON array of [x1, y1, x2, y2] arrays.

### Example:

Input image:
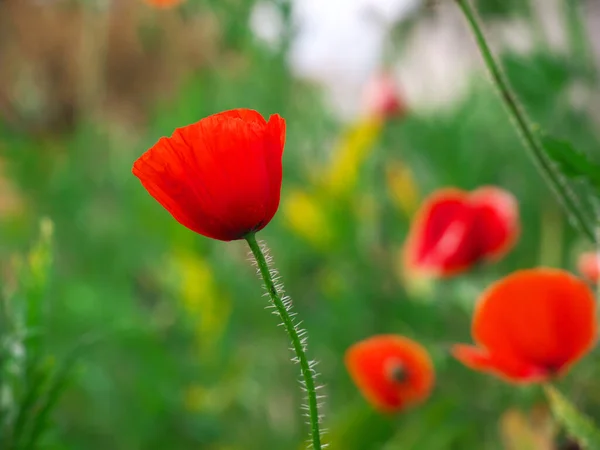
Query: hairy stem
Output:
[[455, 0, 596, 243], [245, 233, 322, 449]]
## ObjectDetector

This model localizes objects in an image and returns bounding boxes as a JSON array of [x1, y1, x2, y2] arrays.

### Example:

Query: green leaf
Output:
[[24, 218, 54, 335], [475, 0, 531, 18], [12, 357, 52, 446], [22, 333, 101, 450], [540, 134, 600, 189], [544, 385, 600, 450], [22, 361, 75, 450]]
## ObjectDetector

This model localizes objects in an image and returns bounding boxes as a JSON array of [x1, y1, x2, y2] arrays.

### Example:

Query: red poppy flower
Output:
[[362, 72, 405, 120], [578, 252, 600, 284], [452, 268, 597, 383], [132, 109, 286, 241], [345, 335, 434, 413], [144, 0, 184, 8], [403, 186, 519, 277]]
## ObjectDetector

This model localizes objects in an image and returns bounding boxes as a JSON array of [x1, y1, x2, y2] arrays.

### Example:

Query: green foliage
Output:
[[545, 385, 600, 450], [0, 220, 84, 449], [1, 0, 600, 448], [540, 134, 600, 191], [475, 0, 531, 18]]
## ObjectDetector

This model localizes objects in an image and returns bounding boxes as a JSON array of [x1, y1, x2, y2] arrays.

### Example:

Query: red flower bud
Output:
[[133, 109, 286, 241], [362, 72, 405, 119]]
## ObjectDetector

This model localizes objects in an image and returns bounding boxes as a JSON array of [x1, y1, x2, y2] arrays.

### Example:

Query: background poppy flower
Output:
[[578, 251, 600, 284], [144, 0, 184, 8], [345, 335, 434, 413], [362, 71, 406, 120], [452, 268, 597, 383], [133, 109, 286, 241], [403, 186, 519, 277]]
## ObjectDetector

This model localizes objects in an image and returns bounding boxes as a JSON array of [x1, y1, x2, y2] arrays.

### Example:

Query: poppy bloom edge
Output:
[[470, 186, 520, 263], [144, 0, 185, 9], [453, 268, 597, 383], [132, 108, 286, 241], [403, 187, 476, 278], [578, 251, 600, 284], [403, 185, 519, 278], [345, 334, 435, 414]]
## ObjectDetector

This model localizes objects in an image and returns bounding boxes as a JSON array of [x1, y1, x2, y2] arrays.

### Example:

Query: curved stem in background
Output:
[[245, 233, 323, 450], [455, 0, 596, 243]]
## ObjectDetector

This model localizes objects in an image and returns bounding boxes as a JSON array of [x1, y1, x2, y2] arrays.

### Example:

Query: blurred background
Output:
[[1, 0, 600, 448]]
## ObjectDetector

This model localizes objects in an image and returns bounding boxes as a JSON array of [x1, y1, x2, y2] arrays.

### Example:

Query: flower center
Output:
[[385, 359, 408, 383]]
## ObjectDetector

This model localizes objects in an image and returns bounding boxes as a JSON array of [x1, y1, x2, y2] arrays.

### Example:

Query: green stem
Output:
[[245, 233, 322, 450], [455, 0, 596, 243]]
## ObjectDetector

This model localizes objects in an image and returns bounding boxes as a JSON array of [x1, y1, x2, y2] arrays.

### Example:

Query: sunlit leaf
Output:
[[544, 385, 600, 450]]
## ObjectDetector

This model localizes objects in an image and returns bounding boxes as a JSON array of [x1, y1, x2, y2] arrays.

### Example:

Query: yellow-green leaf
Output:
[[544, 385, 600, 450]]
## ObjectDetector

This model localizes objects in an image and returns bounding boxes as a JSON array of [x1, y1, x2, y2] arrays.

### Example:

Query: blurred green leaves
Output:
[[457, 0, 598, 243], [0, 219, 85, 449], [545, 385, 600, 450], [475, 0, 531, 18], [2, 0, 600, 447], [541, 135, 600, 192]]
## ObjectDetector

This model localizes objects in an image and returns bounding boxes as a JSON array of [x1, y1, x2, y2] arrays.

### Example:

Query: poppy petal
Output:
[[188, 113, 272, 233], [404, 186, 519, 278], [133, 136, 232, 239], [362, 72, 406, 119], [345, 335, 434, 413], [451, 345, 548, 383], [470, 186, 519, 261], [471, 269, 596, 380], [217, 108, 268, 126], [145, 0, 184, 8], [260, 114, 286, 230], [133, 108, 285, 241], [578, 252, 600, 284], [404, 188, 479, 276]]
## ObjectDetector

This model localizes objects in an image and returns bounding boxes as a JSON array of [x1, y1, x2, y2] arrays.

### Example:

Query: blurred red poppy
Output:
[[133, 109, 286, 241], [403, 186, 519, 277], [452, 268, 597, 383], [345, 335, 434, 413], [144, 0, 184, 8], [362, 72, 405, 120], [578, 251, 600, 284]]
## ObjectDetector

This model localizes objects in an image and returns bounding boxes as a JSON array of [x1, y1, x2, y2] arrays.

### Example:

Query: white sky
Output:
[[251, 0, 567, 120], [288, 0, 422, 118], [253, 0, 479, 118]]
